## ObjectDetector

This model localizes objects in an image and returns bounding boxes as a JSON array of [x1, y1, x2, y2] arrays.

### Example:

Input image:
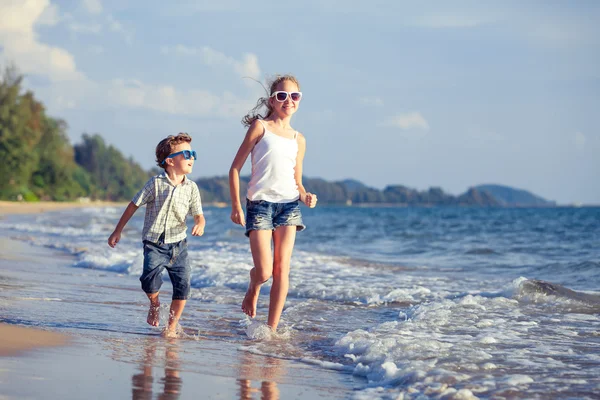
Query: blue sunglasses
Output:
[[162, 149, 197, 165]]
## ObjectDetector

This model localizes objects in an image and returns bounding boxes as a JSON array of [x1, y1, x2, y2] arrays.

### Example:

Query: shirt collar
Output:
[[159, 171, 188, 187]]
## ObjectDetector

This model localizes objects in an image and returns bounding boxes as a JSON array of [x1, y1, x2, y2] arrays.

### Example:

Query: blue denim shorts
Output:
[[245, 199, 305, 237], [140, 237, 190, 300]]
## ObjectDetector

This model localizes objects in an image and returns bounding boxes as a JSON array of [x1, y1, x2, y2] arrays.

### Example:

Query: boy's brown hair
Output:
[[155, 133, 192, 169]]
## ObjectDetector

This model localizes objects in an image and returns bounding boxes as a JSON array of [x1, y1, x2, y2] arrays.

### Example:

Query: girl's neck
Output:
[[266, 115, 293, 130], [165, 169, 185, 186]]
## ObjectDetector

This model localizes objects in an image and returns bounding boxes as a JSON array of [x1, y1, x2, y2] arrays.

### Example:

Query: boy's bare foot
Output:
[[241, 286, 259, 318], [147, 304, 160, 326]]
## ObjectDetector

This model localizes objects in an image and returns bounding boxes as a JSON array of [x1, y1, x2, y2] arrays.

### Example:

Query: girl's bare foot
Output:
[[162, 328, 179, 338], [147, 304, 160, 326], [162, 323, 182, 339], [241, 286, 259, 318]]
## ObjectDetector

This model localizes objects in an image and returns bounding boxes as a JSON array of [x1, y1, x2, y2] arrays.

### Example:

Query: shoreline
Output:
[[0, 200, 128, 216], [0, 200, 230, 217], [0, 223, 355, 399]]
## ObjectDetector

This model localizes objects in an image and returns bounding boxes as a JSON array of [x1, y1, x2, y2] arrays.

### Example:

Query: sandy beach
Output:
[[0, 200, 128, 216], [0, 203, 357, 399]]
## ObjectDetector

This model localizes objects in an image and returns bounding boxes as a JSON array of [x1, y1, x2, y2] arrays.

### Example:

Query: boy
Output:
[[108, 133, 205, 338]]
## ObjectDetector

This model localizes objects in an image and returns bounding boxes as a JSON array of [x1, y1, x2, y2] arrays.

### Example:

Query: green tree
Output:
[[0, 66, 44, 198], [74, 133, 150, 200]]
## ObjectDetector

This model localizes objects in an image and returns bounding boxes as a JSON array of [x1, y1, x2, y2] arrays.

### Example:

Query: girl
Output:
[[229, 75, 317, 332]]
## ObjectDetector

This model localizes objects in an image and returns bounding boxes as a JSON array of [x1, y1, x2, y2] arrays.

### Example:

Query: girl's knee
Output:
[[256, 271, 272, 283], [272, 263, 290, 279]]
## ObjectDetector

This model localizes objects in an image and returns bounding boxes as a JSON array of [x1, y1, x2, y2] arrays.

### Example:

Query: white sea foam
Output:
[[334, 290, 599, 398]]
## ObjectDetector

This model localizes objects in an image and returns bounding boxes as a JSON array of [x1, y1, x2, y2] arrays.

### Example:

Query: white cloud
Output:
[[37, 2, 60, 26], [161, 45, 261, 80], [412, 14, 490, 29], [468, 130, 505, 142], [82, 0, 103, 15], [0, 0, 83, 82], [0, 0, 250, 120], [380, 112, 430, 131], [359, 96, 384, 107], [574, 132, 586, 150], [106, 14, 133, 45], [88, 45, 104, 55], [68, 22, 102, 34], [108, 79, 252, 118]]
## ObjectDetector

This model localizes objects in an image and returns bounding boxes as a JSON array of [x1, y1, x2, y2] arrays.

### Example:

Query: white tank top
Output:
[[247, 120, 300, 203]]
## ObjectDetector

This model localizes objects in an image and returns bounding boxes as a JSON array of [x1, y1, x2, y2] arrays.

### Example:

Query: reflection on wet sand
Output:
[[237, 351, 286, 400], [132, 338, 182, 400]]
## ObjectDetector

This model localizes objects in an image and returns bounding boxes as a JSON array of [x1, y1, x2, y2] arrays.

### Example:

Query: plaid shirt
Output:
[[132, 173, 203, 244]]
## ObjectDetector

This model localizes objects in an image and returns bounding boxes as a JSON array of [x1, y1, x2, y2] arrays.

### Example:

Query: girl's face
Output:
[[269, 80, 301, 118]]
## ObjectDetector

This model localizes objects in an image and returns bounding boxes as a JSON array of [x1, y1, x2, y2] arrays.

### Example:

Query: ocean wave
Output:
[[464, 248, 497, 255], [514, 278, 600, 312]]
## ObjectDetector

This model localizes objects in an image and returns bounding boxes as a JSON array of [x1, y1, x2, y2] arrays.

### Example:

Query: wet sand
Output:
[[0, 324, 69, 356]]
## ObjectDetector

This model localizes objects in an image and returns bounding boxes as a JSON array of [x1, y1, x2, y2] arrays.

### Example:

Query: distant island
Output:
[[196, 177, 556, 207]]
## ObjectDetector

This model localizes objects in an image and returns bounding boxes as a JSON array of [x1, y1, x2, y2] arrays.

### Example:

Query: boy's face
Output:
[[165, 142, 194, 175]]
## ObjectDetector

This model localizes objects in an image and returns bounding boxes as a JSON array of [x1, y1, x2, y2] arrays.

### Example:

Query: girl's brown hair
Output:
[[241, 74, 300, 127], [155, 132, 192, 169]]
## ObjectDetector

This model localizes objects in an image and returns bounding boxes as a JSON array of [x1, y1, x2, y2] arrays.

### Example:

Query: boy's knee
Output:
[[141, 278, 161, 294], [140, 268, 163, 293]]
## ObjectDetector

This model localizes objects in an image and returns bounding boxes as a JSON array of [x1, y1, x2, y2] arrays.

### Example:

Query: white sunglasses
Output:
[[270, 91, 303, 102]]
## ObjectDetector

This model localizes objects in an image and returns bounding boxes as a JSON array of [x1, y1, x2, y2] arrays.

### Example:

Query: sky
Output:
[[1, 0, 599, 205]]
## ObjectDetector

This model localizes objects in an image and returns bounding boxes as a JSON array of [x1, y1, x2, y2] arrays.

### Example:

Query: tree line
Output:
[[0, 66, 149, 201]]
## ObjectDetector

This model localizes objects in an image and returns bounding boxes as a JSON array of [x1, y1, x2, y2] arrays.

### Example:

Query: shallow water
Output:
[[1, 206, 599, 399]]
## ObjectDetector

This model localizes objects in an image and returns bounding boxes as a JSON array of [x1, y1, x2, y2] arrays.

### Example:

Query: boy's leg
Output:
[[164, 239, 190, 336], [165, 300, 186, 337], [268, 226, 296, 331], [141, 241, 169, 327], [243, 229, 274, 318], [146, 292, 161, 327]]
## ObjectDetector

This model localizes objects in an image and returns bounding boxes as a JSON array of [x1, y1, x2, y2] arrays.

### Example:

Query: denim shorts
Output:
[[140, 237, 190, 300], [245, 199, 305, 237]]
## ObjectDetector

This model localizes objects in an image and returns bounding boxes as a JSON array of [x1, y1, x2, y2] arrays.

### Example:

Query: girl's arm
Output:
[[228, 120, 264, 226], [295, 133, 317, 208], [108, 201, 139, 247]]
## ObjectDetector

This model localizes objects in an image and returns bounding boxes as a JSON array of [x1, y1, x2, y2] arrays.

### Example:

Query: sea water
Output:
[[1, 206, 599, 399]]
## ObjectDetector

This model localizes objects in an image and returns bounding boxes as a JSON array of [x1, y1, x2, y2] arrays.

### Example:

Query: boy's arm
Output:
[[191, 214, 205, 236], [108, 202, 139, 247]]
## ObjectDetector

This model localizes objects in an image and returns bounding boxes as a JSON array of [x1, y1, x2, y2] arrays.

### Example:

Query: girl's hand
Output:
[[231, 207, 246, 226], [302, 192, 318, 208]]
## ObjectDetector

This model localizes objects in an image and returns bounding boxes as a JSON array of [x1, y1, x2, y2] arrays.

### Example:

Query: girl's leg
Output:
[[242, 229, 274, 317], [268, 226, 297, 331]]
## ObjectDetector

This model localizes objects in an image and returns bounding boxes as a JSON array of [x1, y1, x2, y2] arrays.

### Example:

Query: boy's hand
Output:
[[108, 231, 121, 248], [231, 207, 246, 227], [191, 223, 205, 236], [301, 192, 318, 208]]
